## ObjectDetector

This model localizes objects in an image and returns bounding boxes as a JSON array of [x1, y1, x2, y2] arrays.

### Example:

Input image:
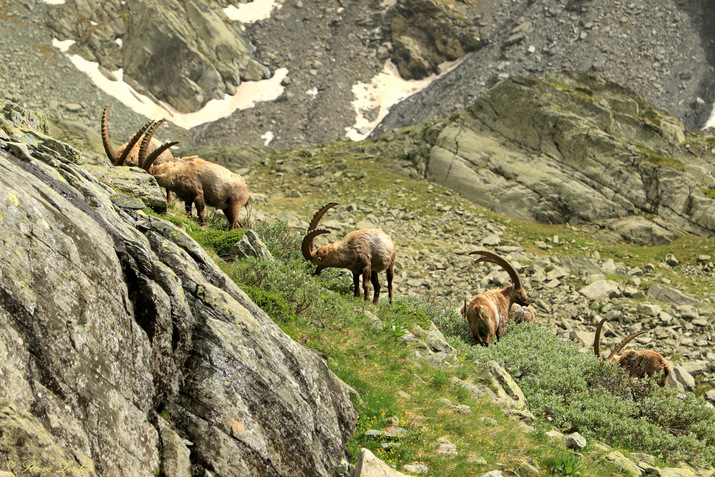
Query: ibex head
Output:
[[468, 250, 530, 307], [301, 202, 338, 265]]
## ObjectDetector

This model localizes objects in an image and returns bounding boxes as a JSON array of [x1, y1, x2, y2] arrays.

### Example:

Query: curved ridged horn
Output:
[[101, 104, 118, 164], [469, 250, 522, 289], [301, 229, 330, 261], [115, 120, 155, 166], [138, 119, 166, 168], [307, 202, 338, 232], [608, 329, 648, 361], [593, 317, 607, 359], [142, 141, 179, 172]]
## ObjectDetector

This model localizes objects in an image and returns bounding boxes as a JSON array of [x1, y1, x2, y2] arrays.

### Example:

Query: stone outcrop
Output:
[[388, 0, 485, 80], [0, 103, 355, 475], [46, 0, 269, 113], [419, 71, 715, 238]]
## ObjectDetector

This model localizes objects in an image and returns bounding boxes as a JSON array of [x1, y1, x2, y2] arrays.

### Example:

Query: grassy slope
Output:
[[148, 141, 715, 476]]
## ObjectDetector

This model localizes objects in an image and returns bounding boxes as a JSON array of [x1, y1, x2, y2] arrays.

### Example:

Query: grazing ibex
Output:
[[593, 318, 670, 387], [461, 250, 531, 346], [302, 203, 395, 304], [137, 128, 250, 231], [101, 104, 175, 201]]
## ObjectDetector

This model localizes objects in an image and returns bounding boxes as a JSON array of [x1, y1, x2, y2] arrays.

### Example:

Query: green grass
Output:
[[147, 210, 715, 474], [635, 146, 685, 170]]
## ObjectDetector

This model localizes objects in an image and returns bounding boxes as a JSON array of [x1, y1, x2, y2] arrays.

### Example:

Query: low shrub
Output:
[[437, 318, 715, 467]]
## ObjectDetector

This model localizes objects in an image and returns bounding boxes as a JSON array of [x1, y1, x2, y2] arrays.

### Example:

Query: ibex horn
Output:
[[307, 202, 338, 232], [469, 250, 523, 289], [301, 228, 331, 261]]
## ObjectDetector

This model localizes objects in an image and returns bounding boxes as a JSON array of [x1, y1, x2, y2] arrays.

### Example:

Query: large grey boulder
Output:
[[0, 106, 355, 476], [425, 72, 715, 237]]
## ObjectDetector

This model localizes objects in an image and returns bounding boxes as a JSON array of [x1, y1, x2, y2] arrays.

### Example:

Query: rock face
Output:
[[423, 72, 715, 237], [388, 0, 485, 80], [373, 0, 715, 138], [46, 0, 269, 113], [0, 104, 355, 475], [3, 0, 708, 150]]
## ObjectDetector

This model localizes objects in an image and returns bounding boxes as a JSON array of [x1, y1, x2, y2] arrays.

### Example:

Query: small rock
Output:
[[665, 253, 679, 267], [229, 230, 273, 261], [669, 366, 696, 392], [402, 462, 429, 474], [579, 280, 621, 300], [564, 432, 587, 450], [604, 451, 641, 475], [483, 233, 501, 246], [546, 429, 565, 445]]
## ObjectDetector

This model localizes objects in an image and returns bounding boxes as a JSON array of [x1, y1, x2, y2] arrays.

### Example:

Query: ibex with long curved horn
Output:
[[302, 203, 395, 304], [101, 104, 175, 201], [461, 250, 531, 346], [593, 318, 670, 387], [134, 127, 250, 230]]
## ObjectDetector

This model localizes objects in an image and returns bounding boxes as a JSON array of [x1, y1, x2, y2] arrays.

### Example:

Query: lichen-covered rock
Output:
[[486, 361, 528, 409], [46, 0, 269, 113], [229, 229, 273, 260], [425, 72, 715, 238], [604, 451, 641, 476], [0, 112, 356, 475], [354, 448, 411, 477], [389, 0, 485, 80]]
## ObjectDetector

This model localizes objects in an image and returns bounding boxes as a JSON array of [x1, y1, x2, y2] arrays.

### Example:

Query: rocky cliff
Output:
[[0, 104, 356, 476], [374, 71, 715, 243]]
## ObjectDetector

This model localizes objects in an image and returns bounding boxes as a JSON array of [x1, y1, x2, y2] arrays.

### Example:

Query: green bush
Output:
[[435, 317, 715, 467], [544, 451, 583, 476], [189, 228, 246, 257]]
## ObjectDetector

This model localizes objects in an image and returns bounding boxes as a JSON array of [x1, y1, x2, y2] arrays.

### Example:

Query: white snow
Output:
[[40, 0, 65, 4], [224, 0, 282, 24], [261, 131, 275, 145], [51, 38, 288, 131], [345, 58, 467, 141], [703, 104, 715, 130]]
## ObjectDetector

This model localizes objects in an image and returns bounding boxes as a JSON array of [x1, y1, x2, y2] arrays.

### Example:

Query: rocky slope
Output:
[[422, 71, 714, 237], [372, 0, 715, 138], [2, 0, 714, 150], [238, 138, 715, 396], [0, 104, 356, 476]]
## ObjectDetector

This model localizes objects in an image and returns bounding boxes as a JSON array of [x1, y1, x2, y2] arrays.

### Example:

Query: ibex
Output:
[[137, 127, 250, 231], [593, 318, 670, 387], [302, 203, 395, 304], [461, 250, 531, 346], [101, 103, 175, 201]]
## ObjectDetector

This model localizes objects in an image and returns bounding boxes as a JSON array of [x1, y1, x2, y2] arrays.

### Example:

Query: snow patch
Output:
[[224, 0, 282, 24], [261, 131, 275, 146], [703, 103, 715, 130], [51, 38, 288, 130], [346, 58, 466, 141]]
